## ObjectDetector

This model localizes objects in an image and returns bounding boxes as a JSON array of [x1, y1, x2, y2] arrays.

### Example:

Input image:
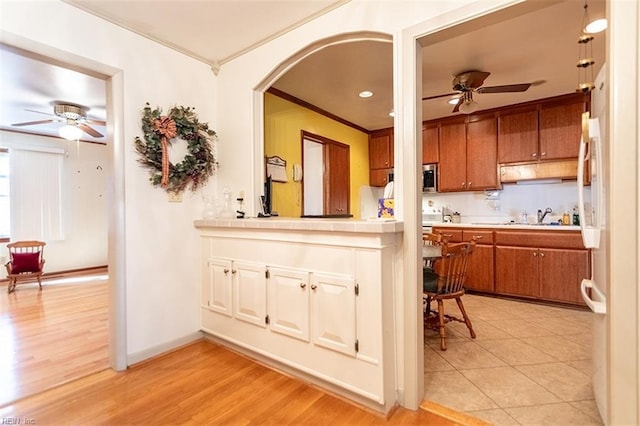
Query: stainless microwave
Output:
[[422, 164, 437, 192]]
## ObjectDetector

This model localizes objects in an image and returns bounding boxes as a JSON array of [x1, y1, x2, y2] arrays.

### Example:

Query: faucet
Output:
[[537, 207, 553, 224]]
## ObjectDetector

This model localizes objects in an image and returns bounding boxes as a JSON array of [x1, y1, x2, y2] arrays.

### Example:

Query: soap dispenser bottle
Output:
[[562, 211, 570, 225]]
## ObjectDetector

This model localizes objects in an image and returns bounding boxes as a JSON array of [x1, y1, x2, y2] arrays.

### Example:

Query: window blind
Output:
[[9, 148, 65, 241]]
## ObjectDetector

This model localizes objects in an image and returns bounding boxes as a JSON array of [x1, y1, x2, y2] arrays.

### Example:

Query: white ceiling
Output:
[[0, 0, 606, 141]]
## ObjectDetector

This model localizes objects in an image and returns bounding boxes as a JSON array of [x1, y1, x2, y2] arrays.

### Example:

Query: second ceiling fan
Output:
[[11, 101, 106, 140], [423, 70, 534, 114]]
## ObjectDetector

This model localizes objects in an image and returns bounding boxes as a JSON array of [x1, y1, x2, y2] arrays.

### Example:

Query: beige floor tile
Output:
[[565, 359, 592, 371], [431, 341, 507, 370], [524, 335, 591, 361], [569, 400, 604, 424], [563, 332, 593, 348], [516, 362, 593, 401], [490, 318, 557, 338], [466, 408, 521, 426], [461, 366, 561, 407], [476, 339, 557, 365], [424, 345, 455, 372], [528, 316, 590, 336], [506, 402, 603, 425], [424, 370, 498, 412]]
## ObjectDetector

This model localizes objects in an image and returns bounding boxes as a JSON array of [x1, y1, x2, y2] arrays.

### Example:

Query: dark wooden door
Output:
[[369, 129, 392, 170], [438, 120, 467, 192], [325, 142, 350, 215], [495, 245, 539, 298], [466, 116, 498, 190], [497, 108, 539, 163], [422, 123, 439, 164], [538, 248, 589, 305], [539, 101, 585, 160]]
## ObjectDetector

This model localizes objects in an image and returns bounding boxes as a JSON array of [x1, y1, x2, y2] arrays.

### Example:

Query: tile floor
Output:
[[423, 294, 603, 426]]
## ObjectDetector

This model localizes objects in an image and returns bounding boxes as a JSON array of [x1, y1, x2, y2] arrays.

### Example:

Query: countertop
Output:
[[194, 217, 404, 234], [430, 222, 581, 231]]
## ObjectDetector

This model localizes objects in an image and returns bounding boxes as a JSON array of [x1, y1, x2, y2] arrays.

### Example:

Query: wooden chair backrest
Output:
[[434, 240, 475, 295], [7, 241, 46, 265]]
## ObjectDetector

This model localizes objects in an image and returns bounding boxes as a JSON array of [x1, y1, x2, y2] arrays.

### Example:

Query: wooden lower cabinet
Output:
[[495, 245, 589, 305], [433, 227, 590, 306]]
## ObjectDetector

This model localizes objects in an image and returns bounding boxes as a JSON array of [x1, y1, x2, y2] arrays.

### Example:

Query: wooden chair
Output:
[[5, 241, 46, 293], [423, 239, 476, 351]]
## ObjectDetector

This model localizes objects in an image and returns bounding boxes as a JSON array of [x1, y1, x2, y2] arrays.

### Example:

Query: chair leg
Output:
[[437, 299, 447, 351], [7, 279, 15, 293], [455, 297, 476, 339], [37, 276, 43, 290]]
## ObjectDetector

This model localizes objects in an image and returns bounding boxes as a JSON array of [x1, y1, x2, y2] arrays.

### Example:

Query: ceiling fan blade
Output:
[[24, 109, 55, 117], [84, 118, 107, 126], [11, 119, 57, 127], [476, 83, 532, 94], [77, 123, 104, 138], [463, 71, 491, 89], [422, 92, 459, 101]]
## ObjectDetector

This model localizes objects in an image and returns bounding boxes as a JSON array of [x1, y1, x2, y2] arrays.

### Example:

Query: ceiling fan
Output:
[[11, 101, 106, 139], [422, 70, 533, 114]]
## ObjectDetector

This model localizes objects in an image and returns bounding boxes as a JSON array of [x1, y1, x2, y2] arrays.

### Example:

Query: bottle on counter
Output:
[[573, 207, 580, 225], [521, 211, 528, 224], [562, 211, 570, 225]]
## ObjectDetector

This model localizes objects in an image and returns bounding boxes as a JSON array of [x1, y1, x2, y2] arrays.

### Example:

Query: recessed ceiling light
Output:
[[585, 18, 607, 33], [448, 97, 460, 105], [359, 90, 374, 98]]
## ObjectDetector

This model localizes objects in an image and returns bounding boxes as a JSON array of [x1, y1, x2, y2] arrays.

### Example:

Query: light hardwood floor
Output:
[[0, 276, 486, 425], [0, 276, 109, 407]]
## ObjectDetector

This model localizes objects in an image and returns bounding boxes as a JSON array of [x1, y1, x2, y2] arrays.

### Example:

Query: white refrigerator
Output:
[[577, 64, 608, 421]]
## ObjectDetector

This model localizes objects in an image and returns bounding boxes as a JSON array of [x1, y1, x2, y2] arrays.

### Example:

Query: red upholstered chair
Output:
[[5, 241, 46, 293]]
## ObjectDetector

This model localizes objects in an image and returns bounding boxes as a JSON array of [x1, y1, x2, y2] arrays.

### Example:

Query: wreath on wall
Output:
[[134, 103, 217, 194]]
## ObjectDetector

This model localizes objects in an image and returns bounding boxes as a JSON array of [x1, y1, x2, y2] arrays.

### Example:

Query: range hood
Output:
[[499, 159, 580, 183]]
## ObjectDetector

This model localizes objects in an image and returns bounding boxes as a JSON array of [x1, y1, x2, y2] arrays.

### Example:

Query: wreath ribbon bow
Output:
[[153, 116, 177, 187]]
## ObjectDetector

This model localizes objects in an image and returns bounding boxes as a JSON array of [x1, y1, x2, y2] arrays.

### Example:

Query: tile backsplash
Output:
[[422, 181, 589, 224]]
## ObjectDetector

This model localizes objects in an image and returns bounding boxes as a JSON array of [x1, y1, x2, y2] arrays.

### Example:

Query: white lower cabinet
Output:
[[310, 273, 356, 356], [268, 268, 356, 356], [233, 261, 267, 327], [205, 260, 357, 356], [268, 267, 310, 341]]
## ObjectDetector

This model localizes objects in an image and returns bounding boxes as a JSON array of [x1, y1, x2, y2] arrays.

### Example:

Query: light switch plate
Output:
[[168, 192, 182, 203]]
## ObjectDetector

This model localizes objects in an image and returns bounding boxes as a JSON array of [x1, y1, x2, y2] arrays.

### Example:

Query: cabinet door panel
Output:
[[369, 168, 391, 187], [539, 101, 584, 160], [369, 130, 392, 169], [467, 117, 498, 190], [438, 122, 467, 192], [498, 109, 539, 163], [268, 267, 310, 342], [233, 261, 267, 327], [495, 246, 539, 297], [311, 273, 356, 356], [539, 248, 590, 305], [325, 142, 350, 215], [422, 123, 439, 164], [465, 244, 494, 292], [206, 258, 233, 316]]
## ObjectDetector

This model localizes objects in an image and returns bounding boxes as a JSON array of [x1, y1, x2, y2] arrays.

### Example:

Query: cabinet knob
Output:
[[310, 284, 317, 291], [532, 153, 537, 158], [467, 181, 471, 188], [224, 268, 229, 274], [541, 152, 546, 157], [232, 269, 237, 274], [540, 252, 545, 258], [300, 283, 306, 289], [461, 182, 466, 188], [533, 252, 538, 257]]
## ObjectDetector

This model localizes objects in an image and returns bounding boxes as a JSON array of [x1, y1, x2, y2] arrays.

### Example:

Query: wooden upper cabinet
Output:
[[325, 142, 350, 215], [438, 120, 467, 192], [498, 108, 539, 163], [369, 128, 393, 170], [466, 116, 498, 190], [422, 122, 439, 164], [539, 100, 585, 160]]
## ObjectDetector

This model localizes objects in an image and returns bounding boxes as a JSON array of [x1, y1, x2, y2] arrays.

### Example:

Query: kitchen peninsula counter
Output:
[[431, 222, 581, 231], [194, 217, 402, 414]]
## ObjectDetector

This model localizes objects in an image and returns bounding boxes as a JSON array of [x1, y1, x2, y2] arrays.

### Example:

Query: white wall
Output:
[[0, 131, 108, 271], [1, 1, 217, 361]]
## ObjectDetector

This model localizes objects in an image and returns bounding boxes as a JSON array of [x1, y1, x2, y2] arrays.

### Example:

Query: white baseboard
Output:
[[127, 331, 204, 365]]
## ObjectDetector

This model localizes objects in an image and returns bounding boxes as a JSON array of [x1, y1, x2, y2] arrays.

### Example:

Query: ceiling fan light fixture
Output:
[[585, 18, 607, 34], [447, 97, 460, 105], [459, 100, 479, 114], [59, 124, 83, 140]]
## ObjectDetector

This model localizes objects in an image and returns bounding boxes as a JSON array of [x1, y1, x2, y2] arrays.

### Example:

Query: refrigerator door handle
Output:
[[581, 279, 606, 314]]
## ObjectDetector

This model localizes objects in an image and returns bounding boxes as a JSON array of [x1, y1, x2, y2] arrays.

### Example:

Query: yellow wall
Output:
[[264, 92, 369, 218]]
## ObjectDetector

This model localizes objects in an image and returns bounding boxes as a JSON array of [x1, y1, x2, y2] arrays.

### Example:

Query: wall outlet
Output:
[[168, 192, 182, 203]]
